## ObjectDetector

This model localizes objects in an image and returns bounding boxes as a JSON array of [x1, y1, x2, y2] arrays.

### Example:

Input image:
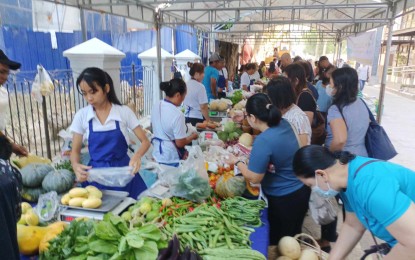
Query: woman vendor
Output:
[[226, 93, 310, 246], [183, 63, 211, 126], [293, 145, 415, 259], [151, 78, 198, 167], [70, 67, 150, 198]]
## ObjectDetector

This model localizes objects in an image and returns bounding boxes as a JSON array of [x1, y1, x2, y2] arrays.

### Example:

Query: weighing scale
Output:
[[58, 190, 136, 223]]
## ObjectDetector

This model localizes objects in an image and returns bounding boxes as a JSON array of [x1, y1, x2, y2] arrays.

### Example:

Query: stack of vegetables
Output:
[[19, 162, 75, 202], [217, 122, 243, 145], [60, 186, 103, 209], [41, 213, 168, 259]]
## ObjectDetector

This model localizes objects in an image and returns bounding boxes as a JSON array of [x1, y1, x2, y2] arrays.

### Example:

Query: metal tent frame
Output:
[[39, 0, 411, 123]]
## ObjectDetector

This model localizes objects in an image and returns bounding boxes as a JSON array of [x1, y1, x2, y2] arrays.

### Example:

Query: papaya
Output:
[[17, 224, 48, 255], [38, 222, 67, 253]]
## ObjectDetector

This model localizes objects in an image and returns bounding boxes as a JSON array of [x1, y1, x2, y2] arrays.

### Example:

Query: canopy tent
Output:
[[38, 0, 412, 123]]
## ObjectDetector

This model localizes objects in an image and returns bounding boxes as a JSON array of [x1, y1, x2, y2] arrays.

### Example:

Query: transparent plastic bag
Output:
[[0, 86, 9, 131], [35, 191, 60, 222], [87, 166, 134, 187], [309, 191, 338, 225], [31, 65, 54, 103], [170, 146, 211, 202]]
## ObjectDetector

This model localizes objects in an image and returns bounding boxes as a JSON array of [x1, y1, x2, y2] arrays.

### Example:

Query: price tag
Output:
[[205, 132, 213, 140]]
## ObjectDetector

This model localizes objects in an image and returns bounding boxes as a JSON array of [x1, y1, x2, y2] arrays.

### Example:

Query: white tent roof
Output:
[[174, 49, 201, 60], [63, 37, 125, 57], [43, 0, 407, 43], [138, 46, 174, 59]]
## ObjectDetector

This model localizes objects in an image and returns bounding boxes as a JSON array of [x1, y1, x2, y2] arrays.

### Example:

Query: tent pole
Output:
[[80, 7, 87, 42], [156, 9, 163, 99], [377, 3, 396, 123]]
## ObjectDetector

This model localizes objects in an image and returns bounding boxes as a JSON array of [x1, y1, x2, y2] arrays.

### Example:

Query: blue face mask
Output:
[[312, 175, 339, 198]]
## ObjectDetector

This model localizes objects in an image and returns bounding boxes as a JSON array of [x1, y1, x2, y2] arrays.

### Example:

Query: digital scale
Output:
[[58, 190, 136, 223], [209, 110, 228, 122]]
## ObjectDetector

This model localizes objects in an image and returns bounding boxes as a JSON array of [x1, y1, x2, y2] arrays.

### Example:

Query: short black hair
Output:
[[293, 145, 356, 178], [331, 67, 359, 111], [265, 76, 295, 110]]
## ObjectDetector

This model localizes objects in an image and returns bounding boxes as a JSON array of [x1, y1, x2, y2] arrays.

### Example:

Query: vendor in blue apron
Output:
[[70, 67, 150, 199], [240, 63, 257, 92], [217, 61, 228, 99], [151, 78, 198, 167]]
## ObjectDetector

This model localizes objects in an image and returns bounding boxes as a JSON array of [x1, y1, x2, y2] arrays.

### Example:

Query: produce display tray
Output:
[[61, 190, 128, 213]]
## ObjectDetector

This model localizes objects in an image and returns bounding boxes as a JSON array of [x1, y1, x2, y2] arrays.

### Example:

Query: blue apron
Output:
[[151, 99, 187, 167], [84, 120, 147, 198]]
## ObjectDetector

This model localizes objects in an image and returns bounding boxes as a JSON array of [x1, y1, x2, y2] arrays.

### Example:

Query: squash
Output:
[[20, 163, 54, 188], [38, 222, 67, 253], [13, 154, 51, 169], [21, 186, 46, 202], [82, 198, 102, 209], [246, 180, 260, 196], [69, 187, 88, 198], [17, 224, 48, 255], [69, 197, 87, 207], [42, 169, 75, 194], [215, 175, 246, 198]]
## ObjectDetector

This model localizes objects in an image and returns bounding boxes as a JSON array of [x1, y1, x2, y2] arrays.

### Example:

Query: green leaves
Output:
[[94, 221, 122, 241], [133, 241, 159, 260]]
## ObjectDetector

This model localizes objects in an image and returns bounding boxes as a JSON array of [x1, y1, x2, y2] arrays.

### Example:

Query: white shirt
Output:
[[240, 72, 251, 88], [283, 104, 312, 145], [183, 79, 208, 119], [219, 68, 228, 80], [357, 65, 369, 81], [252, 71, 261, 81], [70, 104, 140, 145], [151, 100, 187, 164]]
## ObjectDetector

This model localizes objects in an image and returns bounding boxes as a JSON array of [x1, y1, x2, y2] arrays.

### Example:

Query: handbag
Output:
[[297, 89, 327, 145], [360, 99, 397, 160]]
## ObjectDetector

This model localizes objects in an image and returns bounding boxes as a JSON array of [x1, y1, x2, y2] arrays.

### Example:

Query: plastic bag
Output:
[[308, 191, 338, 225], [31, 65, 54, 103], [87, 166, 134, 187], [58, 128, 73, 159], [166, 146, 211, 202], [35, 191, 60, 222]]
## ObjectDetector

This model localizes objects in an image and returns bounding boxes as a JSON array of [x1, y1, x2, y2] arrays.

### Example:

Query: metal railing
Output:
[[3, 65, 154, 159], [386, 65, 415, 93]]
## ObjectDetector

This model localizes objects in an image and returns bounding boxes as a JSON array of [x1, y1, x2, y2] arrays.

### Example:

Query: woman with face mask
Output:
[[293, 145, 415, 259], [226, 93, 310, 247], [326, 67, 370, 155]]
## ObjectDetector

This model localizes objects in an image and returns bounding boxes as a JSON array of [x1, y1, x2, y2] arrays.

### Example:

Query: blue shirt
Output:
[[248, 120, 304, 197], [315, 80, 332, 113], [307, 82, 319, 100], [202, 66, 219, 101], [341, 156, 415, 247]]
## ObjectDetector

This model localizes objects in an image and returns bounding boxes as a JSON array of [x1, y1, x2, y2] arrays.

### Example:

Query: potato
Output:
[[69, 197, 87, 207], [82, 198, 102, 209], [69, 187, 88, 198]]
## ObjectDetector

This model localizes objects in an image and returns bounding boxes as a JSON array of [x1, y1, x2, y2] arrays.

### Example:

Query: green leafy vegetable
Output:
[[133, 241, 159, 260], [94, 221, 122, 241]]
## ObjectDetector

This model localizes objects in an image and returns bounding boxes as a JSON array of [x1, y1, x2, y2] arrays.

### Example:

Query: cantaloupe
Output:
[[278, 236, 301, 259]]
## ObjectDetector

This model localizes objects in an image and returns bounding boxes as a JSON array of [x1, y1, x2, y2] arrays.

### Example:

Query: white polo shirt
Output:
[[70, 104, 141, 145], [151, 100, 187, 164], [240, 72, 251, 88], [183, 79, 208, 120]]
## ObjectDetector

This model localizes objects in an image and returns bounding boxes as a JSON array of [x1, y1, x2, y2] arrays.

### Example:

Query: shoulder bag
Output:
[[360, 99, 397, 160], [297, 89, 327, 145]]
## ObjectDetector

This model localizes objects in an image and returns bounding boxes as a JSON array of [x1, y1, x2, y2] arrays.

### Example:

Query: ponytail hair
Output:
[[293, 145, 356, 178], [160, 78, 187, 97], [189, 63, 205, 77], [245, 93, 282, 127]]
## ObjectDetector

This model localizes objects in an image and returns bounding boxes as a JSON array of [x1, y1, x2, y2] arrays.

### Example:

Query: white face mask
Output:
[[326, 86, 335, 97]]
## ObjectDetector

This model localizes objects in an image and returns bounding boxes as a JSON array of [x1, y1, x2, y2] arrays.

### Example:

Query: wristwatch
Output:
[[235, 160, 246, 167]]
